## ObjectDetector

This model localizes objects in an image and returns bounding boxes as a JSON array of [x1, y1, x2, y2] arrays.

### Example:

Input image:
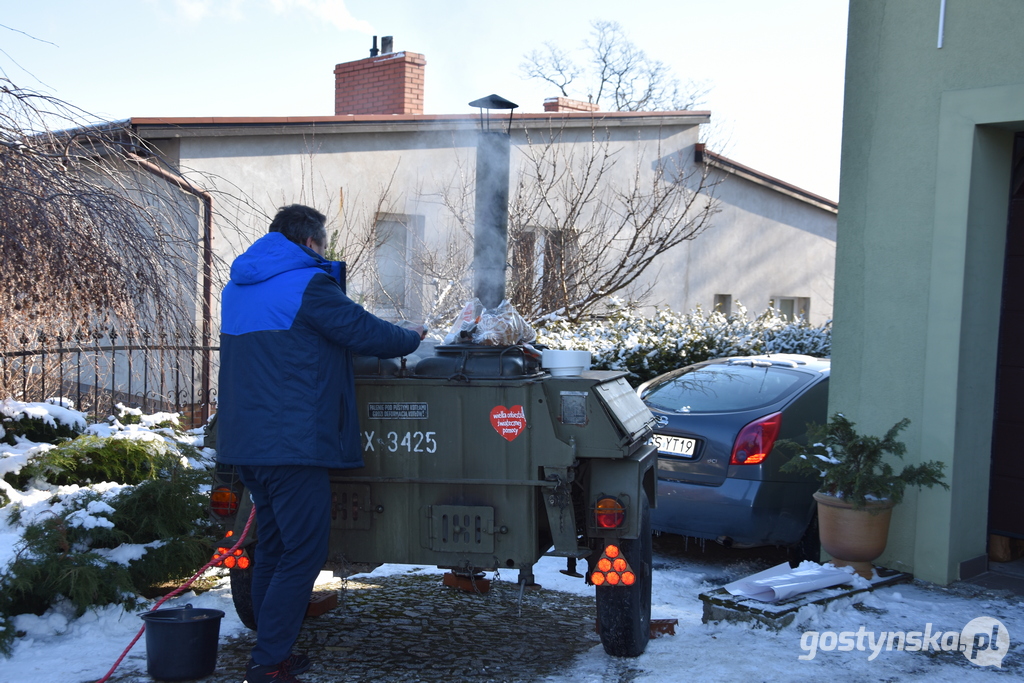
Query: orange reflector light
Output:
[[217, 547, 228, 555], [210, 487, 240, 516], [595, 497, 626, 529], [234, 549, 243, 556], [237, 556, 250, 569], [591, 544, 635, 589], [225, 530, 234, 537], [224, 556, 236, 568]]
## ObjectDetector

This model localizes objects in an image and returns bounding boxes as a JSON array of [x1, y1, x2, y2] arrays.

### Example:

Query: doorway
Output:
[[989, 131, 1024, 544]]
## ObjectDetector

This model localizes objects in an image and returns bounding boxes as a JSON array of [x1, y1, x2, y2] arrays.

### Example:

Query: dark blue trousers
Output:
[[236, 464, 331, 666]]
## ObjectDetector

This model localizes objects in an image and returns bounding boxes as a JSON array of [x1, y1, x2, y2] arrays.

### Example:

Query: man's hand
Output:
[[399, 321, 429, 340]]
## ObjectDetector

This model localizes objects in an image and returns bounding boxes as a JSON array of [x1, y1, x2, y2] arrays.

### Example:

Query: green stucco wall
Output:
[[834, 0, 1024, 584]]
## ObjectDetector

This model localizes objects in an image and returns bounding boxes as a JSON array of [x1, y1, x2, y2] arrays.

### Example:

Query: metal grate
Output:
[[331, 485, 373, 530], [428, 505, 494, 553]]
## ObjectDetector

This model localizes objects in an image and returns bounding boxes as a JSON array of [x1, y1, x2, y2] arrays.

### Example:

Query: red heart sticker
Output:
[[490, 405, 526, 442]]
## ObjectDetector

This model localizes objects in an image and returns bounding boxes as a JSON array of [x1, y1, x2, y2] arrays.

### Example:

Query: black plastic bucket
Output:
[[140, 605, 225, 680]]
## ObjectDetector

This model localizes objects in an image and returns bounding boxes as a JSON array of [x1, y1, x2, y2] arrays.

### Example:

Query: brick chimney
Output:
[[543, 97, 599, 113], [334, 38, 426, 116]]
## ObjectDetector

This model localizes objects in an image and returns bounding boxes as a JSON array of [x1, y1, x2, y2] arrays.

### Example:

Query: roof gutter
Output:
[[124, 153, 214, 422], [695, 143, 838, 214]]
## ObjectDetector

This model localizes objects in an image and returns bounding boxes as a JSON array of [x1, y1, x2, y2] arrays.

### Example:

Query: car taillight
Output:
[[730, 412, 782, 465], [210, 486, 239, 516], [595, 497, 626, 529]]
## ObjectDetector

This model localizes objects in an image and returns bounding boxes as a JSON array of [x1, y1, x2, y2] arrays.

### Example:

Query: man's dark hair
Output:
[[269, 204, 328, 247]]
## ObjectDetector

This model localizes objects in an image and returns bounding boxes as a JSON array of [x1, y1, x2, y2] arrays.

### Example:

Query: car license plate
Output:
[[652, 433, 697, 458]]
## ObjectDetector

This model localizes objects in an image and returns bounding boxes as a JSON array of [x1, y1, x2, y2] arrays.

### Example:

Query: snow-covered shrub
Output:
[[536, 301, 831, 386], [11, 433, 191, 490], [1, 397, 85, 446], [1, 493, 140, 622], [112, 403, 181, 431], [108, 468, 217, 591], [0, 400, 217, 657]]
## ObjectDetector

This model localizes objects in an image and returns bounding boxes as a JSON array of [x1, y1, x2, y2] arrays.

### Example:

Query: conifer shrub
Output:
[[0, 401, 218, 657], [0, 502, 139, 620], [113, 403, 181, 431], [780, 413, 949, 509], [108, 466, 218, 589], [1, 398, 85, 446], [6, 434, 182, 489]]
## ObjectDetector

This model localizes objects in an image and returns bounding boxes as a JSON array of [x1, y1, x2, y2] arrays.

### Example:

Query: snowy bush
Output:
[[1, 397, 86, 446], [0, 400, 217, 657], [536, 301, 831, 386]]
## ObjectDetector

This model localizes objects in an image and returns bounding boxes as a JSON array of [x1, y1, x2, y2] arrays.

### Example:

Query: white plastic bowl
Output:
[[542, 349, 592, 377]]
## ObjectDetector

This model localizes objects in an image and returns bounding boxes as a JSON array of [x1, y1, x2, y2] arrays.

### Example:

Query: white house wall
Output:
[[639, 165, 837, 325], [136, 115, 834, 330]]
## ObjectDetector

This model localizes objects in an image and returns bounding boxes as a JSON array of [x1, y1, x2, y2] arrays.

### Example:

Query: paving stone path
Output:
[[115, 570, 602, 683]]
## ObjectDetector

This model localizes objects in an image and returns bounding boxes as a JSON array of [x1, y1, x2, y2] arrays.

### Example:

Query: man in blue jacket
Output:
[[218, 204, 424, 683]]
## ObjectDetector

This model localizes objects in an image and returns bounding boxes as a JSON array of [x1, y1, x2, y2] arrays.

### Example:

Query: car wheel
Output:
[[596, 495, 652, 658], [229, 544, 257, 631], [788, 512, 821, 566]]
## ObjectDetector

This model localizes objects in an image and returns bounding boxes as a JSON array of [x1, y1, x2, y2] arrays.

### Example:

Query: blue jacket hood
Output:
[[230, 232, 320, 286]]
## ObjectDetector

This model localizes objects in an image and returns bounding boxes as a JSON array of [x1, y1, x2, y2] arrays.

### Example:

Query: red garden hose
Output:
[[95, 505, 257, 683]]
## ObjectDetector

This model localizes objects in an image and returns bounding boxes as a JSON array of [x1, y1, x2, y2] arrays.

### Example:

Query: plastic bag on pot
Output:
[[473, 300, 537, 346], [443, 298, 484, 344]]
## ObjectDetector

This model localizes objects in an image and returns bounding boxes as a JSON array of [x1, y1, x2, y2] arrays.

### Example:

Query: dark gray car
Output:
[[637, 354, 829, 555]]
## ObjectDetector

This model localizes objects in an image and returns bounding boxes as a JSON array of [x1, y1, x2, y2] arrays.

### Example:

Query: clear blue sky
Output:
[[2, 0, 849, 200]]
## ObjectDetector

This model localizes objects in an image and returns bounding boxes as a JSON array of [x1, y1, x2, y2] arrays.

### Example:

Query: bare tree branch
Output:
[[519, 42, 583, 98], [0, 78, 223, 355], [509, 123, 720, 322], [521, 20, 711, 112]]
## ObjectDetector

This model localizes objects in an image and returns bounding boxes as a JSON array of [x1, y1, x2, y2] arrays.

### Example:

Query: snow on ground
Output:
[[3, 543, 1021, 683], [2, 398, 1019, 681]]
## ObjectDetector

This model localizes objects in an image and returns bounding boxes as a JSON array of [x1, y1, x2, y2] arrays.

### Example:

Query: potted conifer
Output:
[[781, 413, 948, 578]]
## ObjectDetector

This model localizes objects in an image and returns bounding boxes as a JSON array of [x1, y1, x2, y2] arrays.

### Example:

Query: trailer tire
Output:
[[596, 495, 652, 658], [230, 547, 257, 631]]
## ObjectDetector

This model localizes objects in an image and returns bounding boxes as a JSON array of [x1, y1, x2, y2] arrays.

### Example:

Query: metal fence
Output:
[[0, 329, 217, 428]]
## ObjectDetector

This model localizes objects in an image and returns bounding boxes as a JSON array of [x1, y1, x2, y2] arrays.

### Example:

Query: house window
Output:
[[510, 229, 537, 312], [509, 227, 579, 314], [714, 294, 733, 316], [540, 227, 579, 313], [769, 296, 811, 320], [373, 213, 424, 315]]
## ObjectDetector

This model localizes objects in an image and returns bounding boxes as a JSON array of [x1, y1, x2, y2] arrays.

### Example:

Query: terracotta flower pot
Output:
[[813, 492, 896, 579]]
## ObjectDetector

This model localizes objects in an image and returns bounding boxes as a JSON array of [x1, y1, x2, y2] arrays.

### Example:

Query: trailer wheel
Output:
[[596, 495, 652, 658], [229, 545, 257, 631]]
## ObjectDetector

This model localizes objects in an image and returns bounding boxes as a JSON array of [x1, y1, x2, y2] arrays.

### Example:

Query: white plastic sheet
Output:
[[724, 561, 856, 602]]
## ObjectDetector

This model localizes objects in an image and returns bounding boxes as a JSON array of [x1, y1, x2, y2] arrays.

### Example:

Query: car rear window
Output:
[[641, 363, 811, 413]]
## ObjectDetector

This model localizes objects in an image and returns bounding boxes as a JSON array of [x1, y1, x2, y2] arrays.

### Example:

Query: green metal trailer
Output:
[[212, 345, 658, 657]]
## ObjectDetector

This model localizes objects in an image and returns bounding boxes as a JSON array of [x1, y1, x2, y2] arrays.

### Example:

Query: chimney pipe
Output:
[[473, 133, 512, 309], [467, 94, 518, 309], [369, 36, 379, 57], [381, 36, 393, 54]]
